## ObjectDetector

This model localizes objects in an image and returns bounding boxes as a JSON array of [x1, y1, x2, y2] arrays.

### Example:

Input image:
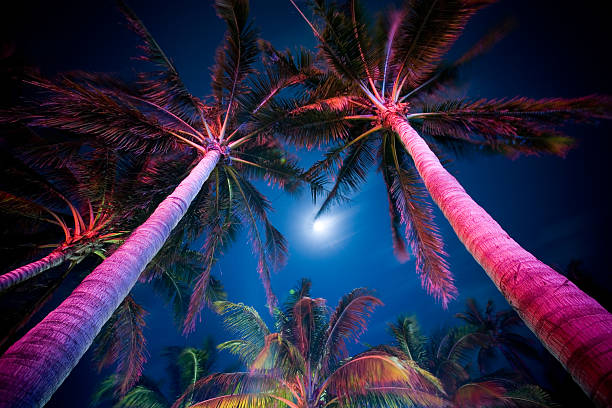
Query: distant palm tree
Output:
[[0, 1, 315, 406], [91, 339, 217, 408], [173, 279, 446, 407], [278, 0, 612, 403], [387, 315, 555, 407], [455, 298, 538, 380], [0, 135, 132, 291]]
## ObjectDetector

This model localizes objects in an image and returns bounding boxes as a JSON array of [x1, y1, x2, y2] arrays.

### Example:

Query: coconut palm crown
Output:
[[3, 0, 321, 320], [171, 279, 447, 408], [263, 0, 612, 307]]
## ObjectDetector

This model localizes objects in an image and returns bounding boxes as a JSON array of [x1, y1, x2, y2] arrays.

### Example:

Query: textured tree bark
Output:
[[383, 110, 612, 407], [0, 247, 74, 292], [0, 150, 220, 408]]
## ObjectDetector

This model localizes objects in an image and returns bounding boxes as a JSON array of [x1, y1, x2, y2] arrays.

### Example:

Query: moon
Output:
[[312, 217, 333, 234]]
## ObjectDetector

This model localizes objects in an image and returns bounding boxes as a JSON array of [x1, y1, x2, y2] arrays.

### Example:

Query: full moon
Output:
[[312, 218, 329, 233]]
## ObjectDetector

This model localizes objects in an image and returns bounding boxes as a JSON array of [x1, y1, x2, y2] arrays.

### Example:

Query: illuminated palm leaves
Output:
[[284, 0, 612, 308], [7, 0, 318, 325], [185, 280, 444, 407]]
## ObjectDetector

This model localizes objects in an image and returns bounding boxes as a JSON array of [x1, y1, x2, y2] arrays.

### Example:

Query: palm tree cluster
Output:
[[0, 0, 611, 407], [387, 300, 555, 407], [94, 282, 557, 408]]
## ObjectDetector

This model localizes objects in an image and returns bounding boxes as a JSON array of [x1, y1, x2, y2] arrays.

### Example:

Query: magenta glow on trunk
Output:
[[0, 150, 220, 408], [384, 110, 612, 407]]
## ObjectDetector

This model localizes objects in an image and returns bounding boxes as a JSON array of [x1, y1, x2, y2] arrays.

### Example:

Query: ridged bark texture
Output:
[[0, 150, 220, 408], [384, 110, 612, 407], [0, 248, 73, 292]]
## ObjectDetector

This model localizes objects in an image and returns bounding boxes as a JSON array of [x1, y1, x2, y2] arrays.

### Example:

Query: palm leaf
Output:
[[383, 135, 456, 306], [93, 295, 148, 395], [117, 0, 204, 124], [320, 288, 383, 372]]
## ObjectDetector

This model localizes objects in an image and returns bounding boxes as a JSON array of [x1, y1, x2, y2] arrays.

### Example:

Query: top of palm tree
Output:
[[2, 0, 324, 322], [169, 278, 447, 408], [256, 0, 612, 308]]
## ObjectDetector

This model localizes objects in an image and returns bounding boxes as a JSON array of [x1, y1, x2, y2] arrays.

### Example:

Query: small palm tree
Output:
[[92, 340, 217, 408], [387, 315, 555, 407], [172, 279, 446, 408], [0, 1, 316, 406], [0, 133, 135, 291], [455, 298, 538, 380], [278, 0, 612, 403]]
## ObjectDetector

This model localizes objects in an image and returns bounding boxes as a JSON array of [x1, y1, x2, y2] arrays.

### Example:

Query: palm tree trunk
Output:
[[383, 110, 612, 407], [0, 247, 75, 292], [0, 150, 221, 408]]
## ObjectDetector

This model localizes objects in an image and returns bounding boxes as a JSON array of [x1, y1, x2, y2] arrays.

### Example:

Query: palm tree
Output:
[[455, 298, 538, 380], [91, 340, 217, 408], [0, 1, 315, 406], [279, 0, 612, 404], [387, 315, 555, 407], [171, 279, 446, 408], [0, 133, 134, 292], [92, 245, 227, 396]]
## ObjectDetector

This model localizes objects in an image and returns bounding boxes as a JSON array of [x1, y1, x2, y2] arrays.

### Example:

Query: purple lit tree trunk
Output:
[[0, 248, 75, 292], [383, 111, 612, 407], [0, 150, 220, 408]]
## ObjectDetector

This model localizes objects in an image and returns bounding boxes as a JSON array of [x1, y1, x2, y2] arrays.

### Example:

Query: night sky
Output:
[[2, 0, 612, 406]]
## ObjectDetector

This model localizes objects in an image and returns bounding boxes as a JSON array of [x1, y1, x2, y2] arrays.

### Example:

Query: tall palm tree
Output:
[[278, 0, 612, 404], [170, 279, 446, 407], [387, 315, 555, 407], [0, 1, 315, 406]]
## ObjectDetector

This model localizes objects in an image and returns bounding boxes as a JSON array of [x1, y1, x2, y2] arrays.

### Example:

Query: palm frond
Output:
[[391, 0, 495, 98], [214, 301, 270, 353], [314, 130, 378, 218], [384, 135, 456, 306], [321, 288, 383, 372], [227, 168, 283, 311], [117, 0, 204, 124], [453, 380, 507, 407], [93, 295, 148, 395], [18, 74, 178, 155], [115, 384, 170, 408], [388, 315, 428, 365], [411, 96, 612, 157], [211, 0, 259, 110], [171, 372, 288, 408], [324, 348, 443, 404]]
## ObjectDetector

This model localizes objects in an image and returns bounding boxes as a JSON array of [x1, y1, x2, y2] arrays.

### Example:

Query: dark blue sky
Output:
[[3, 0, 611, 406]]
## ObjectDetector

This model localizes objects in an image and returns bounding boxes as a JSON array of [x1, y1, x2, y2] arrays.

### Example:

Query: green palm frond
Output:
[[115, 384, 170, 408], [388, 315, 428, 365], [164, 342, 215, 400], [214, 301, 270, 354], [503, 385, 558, 407]]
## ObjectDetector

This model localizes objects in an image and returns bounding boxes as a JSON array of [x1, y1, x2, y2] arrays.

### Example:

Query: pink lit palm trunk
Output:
[[0, 247, 76, 292], [0, 150, 220, 408], [384, 111, 612, 407]]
